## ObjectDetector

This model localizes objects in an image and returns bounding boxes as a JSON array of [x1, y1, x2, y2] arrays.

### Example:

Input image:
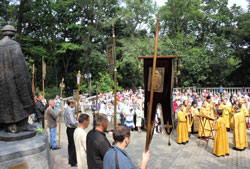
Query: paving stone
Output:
[[50, 111, 250, 169]]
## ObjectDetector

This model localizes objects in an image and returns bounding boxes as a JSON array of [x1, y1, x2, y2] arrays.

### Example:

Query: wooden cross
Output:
[[165, 121, 173, 134], [138, 19, 181, 152]]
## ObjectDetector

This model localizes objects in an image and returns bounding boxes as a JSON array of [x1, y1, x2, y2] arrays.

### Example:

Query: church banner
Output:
[[143, 58, 175, 143]]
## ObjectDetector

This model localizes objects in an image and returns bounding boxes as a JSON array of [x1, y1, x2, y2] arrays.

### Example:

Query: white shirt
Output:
[[74, 127, 87, 169], [99, 103, 106, 114]]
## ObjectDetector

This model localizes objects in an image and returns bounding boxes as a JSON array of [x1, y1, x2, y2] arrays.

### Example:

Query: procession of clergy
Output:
[[175, 90, 249, 157]]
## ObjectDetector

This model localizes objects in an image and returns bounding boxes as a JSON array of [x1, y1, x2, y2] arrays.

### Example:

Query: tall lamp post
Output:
[[84, 73, 92, 97]]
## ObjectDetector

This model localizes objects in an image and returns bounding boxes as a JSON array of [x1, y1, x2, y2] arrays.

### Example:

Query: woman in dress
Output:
[[105, 104, 114, 132], [136, 106, 143, 133], [125, 106, 135, 130]]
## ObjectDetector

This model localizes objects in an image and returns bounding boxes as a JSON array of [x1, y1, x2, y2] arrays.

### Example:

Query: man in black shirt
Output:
[[36, 94, 46, 128], [87, 114, 111, 169]]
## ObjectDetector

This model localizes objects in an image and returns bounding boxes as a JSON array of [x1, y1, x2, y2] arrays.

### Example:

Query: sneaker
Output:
[[52, 147, 61, 150]]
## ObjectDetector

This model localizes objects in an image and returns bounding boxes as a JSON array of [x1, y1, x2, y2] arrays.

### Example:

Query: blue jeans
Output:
[[50, 127, 57, 148], [121, 115, 125, 126]]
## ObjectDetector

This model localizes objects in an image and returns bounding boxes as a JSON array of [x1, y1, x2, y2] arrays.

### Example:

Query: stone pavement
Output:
[[49, 111, 250, 169]]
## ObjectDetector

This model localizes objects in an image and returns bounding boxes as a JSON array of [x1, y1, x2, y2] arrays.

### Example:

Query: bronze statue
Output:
[[0, 25, 36, 133]]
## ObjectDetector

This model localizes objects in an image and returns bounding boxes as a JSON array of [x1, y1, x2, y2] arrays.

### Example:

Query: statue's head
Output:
[[1, 25, 16, 38]]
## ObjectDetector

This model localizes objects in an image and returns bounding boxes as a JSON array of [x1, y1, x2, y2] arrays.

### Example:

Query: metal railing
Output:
[[62, 87, 250, 104], [62, 95, 96, 111], [174, 87, 250, 95], [60, 87, 250, 111]]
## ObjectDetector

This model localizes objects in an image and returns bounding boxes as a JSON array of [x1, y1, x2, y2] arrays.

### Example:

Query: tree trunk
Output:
[[16, 0, 27, 40], [53, 61, 58, 86]]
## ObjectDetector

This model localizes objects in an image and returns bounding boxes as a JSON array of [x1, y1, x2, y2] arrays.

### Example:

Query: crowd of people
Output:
[[174, 87, 250, 157], [63, 99, 150, 169], [30, 86, 250, 168], [90, 90, 146, 133], [30, 90, 150, 169]]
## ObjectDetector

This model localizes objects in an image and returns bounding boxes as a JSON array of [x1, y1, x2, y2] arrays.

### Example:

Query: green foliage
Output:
[[95, 72, 123, 93], [45, 86, 61, 100], [79, 80, 88, 93], [0, 0, 250, 96]]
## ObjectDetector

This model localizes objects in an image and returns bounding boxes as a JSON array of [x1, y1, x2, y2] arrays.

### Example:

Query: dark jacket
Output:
[[36, 100, 46, 119], [87, 129, 111, 169]]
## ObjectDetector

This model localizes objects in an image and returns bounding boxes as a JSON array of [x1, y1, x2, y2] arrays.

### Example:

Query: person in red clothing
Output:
[[34, 95, 38, 103], [173, 99, 178, 113], [129, 89, 133, 97]]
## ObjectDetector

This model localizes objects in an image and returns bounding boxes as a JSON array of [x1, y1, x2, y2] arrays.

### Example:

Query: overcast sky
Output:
[[154, 0, 249, 10]]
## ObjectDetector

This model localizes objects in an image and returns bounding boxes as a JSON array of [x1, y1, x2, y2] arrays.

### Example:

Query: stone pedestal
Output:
[[0, 132, 50, 169]]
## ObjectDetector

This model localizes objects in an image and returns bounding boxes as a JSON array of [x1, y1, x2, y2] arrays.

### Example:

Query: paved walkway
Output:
[[49, 111, 250, 169]]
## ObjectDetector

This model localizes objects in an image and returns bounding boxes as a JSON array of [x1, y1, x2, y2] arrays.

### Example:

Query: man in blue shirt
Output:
[[103, 126, 150, 169], [219, 85, 223, 95], [64, 99, 78, 167]]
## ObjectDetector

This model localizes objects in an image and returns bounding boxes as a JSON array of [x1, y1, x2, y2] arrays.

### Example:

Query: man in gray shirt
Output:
[[46, 100, 61, 150], [64, 99, 78, 167]]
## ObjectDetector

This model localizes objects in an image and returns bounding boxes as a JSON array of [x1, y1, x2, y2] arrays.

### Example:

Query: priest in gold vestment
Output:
[[218, 98, 232, 130], [230, 106, 248, 150], [205, 96, 216, 119], [177, 104, 189, 144], [213, 110, 229, 157], [198, 102, 213, 138], [191, 102, 199, 133], [183, 100, 193, 133], [238, 98, 249, 116]]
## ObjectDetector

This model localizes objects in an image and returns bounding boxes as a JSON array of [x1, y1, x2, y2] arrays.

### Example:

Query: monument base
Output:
[[0, 132, 50, 169]]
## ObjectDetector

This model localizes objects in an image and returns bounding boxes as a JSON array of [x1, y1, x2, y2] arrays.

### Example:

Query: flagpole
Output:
[[42, 57, 45, 97], [58, 78, 65, 148], [42, 56, 46, 129], [32, 64, 35, 95], [145, 19, 160, 152], [112, 22, 117, 128]]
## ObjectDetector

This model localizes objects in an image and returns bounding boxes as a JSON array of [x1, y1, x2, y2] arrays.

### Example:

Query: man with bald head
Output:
[[46, 99, 61, 150]]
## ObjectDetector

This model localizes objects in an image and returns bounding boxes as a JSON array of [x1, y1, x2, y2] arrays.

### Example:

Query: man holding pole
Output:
[[46, 99, 61, 150], [103, 126, 150, 169]]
